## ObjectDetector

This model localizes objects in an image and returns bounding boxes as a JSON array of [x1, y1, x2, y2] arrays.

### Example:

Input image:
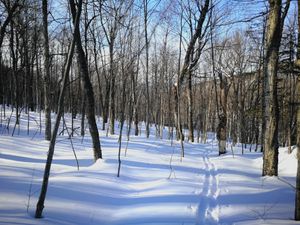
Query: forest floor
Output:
[[0, 108, 299, 225]]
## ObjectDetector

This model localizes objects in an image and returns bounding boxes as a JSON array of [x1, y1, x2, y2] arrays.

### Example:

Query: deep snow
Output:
[[0, 107, 299, 225]]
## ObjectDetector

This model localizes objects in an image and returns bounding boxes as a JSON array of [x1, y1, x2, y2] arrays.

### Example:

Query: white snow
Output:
[[0, 108, 299, 224]]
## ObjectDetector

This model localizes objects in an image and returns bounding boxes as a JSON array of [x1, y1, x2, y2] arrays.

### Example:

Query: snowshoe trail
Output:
[[196, 148, 219, 225]]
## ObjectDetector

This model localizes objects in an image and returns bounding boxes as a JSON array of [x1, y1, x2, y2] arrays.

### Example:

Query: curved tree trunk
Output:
[[70, 0, 102, 161], [35, 0, 80, 218]]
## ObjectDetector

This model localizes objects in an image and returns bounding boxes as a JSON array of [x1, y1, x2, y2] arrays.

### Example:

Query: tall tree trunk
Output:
[[260, 16, 267, 152], [262, 0, 290, 176], [117, 67, 128, 177], [42, 0, 51, 141], [173, 84, 184, 157], [10, 18, 19, 136], [70, 0, 102, 161], [175, 5, 183, 141], [217, 73, 228, 155], [0, 1, 20, 49], [91, 27, 104, 128], [35, 0, 80, 218], [187, 70, 194, 142], [134, 44, 140, 136], [102, 81, 110, 130], [144, 0, 150, 138], [294, 0, 300, 219], [295, 66, 300, 220], [176, 0, 209, 146], [109, 39, 116, 135], [80, 94, 85, 136]]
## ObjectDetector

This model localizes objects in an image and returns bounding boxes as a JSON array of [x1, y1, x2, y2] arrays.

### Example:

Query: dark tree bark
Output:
[[295, 66, 300, 220], [117, 66, 128, 177], [133, 50, 140, 136], [177, 0, 210, 145], [42, 0, 51, 141], [90, 24, 104, 128], [143, 0, 150, 138], [175, 5, 184, 142], [260, 16, 267, 152], [187, 70, 194, 142], [294, 0, 300, 220], [70, 0, 102, 161], [99, 1, 122, 135], [35, 0, 80, 218], [173, 84, 184, 158], [108, 40, 116, 135], [178, 0, 210, 85], [217, 72, 229, 155], [262, 0, 290, 176], [0, 1, 21, 48], [10, 16, 20, 137], [80, 93, 86, 136], [102, 80, 110, 130]]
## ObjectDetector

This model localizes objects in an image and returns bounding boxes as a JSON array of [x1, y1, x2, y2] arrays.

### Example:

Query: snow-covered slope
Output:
[[0, 109, 298, 224]]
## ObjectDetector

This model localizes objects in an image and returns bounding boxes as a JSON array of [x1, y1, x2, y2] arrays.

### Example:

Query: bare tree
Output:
[[295, 64, 300, 220], [42, 0, 51, 141], [177, 0, 210, 144], [70, 0, 102, 161], [143, 0, 151, 138], [0, 0, 21, 48], [262, 0, 290, 176], [294, 0, 300, 220], [216, 71, 230, 155], [295, 75, 300, 221], [35, 0, 81, 218]]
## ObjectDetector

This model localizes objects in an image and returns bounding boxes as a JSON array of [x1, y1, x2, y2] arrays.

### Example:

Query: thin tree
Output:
[[176, 0, 210, 148], [143, 0, 150, 138], [260, 15, 267, 152], [294, 0, 300, 220], [295, 66, 300, 220], [99, 0, 118, 135], [70, 0, 102, 160], [35, 0, 81, 218], [0, 0, 21, 48], [42, 0, 51, 141], [174, 1, 184, 143], [10, 11, 20, 136]]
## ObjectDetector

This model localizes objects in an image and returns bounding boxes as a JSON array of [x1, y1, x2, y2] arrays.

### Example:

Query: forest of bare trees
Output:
[[0, 0, 300, 220]]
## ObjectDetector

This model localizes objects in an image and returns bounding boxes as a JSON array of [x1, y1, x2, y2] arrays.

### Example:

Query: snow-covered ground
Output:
[[0, 108, 299, 225]]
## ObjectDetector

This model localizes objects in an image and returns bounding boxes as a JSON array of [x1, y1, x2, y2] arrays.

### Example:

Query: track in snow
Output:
[[196, 148, 219, 224]]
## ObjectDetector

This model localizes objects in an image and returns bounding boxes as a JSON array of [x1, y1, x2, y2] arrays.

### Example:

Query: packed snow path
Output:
[[0, 112, 298, 224], [197, 148, 219, 225]]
